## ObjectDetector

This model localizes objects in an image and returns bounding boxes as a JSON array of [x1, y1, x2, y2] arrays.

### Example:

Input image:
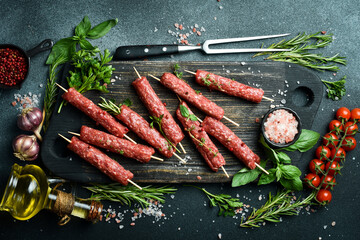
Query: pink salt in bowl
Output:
[[261, 107, 302, 148]]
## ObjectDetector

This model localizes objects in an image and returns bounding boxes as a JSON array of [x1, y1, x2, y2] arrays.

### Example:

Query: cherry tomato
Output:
[[330, 147, 346, 162], [336, 107, 351, 122], [316, 189, 332, 203], [328, 119, 344, 133], [320, 175, 336, 189], [342, 136, 357, 151], [325, 161, 341, 175], [309, 159, 325, 174], [304, 173, 321, 189], [323, 133, 339, 149], [344, 121, 358, 135], [350, 108, 360, 122], [315, 145, 331, 161]]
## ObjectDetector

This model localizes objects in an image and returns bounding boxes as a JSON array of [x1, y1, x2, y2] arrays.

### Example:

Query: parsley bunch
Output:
[[322, 75, 346, 101]]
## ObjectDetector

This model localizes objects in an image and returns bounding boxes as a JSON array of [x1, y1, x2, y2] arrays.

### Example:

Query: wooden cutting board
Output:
[[41, 61, 323, 183]]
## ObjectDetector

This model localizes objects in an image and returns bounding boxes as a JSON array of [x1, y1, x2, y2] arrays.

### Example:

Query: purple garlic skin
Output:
[[17, 107, 43, 131], [12, 134, 39, 161]]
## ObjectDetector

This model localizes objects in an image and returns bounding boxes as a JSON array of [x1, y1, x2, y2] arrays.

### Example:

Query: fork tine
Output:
[[204, 33, 290, 45]]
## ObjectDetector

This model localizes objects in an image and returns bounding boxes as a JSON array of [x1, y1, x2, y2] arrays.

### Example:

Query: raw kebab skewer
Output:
[[202, 116, 268, 174], [68, 125, 164, 163], [58, 134, 141, 189], [184, 69, 274, 103], [132, 67, 186, 154], [149, 73, 239, 127], [56, 84, 137, 144], [98, 98, 186, 164], [176, 101, 229, 177]]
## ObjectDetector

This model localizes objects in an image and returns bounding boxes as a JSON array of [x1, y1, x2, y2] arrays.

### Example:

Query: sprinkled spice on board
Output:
[[264, 109, 299, 144], [0, 48, 28, 86], [168, 23, 206, 45], [12, 92, 41, 111]]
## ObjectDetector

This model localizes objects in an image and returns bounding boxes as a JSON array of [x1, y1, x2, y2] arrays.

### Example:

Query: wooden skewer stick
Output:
[[262, 96, 274, 102], [149, 74, 160, 82], [221, 166, 230, 178], [133, 67, 141, 78], [184, 69, 196, 75], [173, 152, 187, 164], [179, 142, 186, 154], [223, 116, 240, 127], [58, 134, 143, 189], [255, 162, 269, 175], [67, 131, 162, 162], [56, 82, 68, 92]]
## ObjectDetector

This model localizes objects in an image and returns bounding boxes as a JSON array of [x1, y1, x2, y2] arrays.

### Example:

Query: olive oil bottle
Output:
[[0, 164, 103, 223]]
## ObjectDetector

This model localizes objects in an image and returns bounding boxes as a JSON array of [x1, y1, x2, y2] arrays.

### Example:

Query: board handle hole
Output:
[[291, 86, 314, 107], [52, 136, 71, 158]]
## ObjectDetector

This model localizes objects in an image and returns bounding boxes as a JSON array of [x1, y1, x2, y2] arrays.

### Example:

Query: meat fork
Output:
[[114, 33, 291, 60]]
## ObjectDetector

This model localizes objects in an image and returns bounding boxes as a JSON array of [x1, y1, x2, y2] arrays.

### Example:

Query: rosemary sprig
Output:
[[187, 185, 243, 217], [253, 32, 346, 72], [42, 54, 67, 132], [84, 184, 177, 208], [240, 189, 315, 228], [98, 97, 122, 115]]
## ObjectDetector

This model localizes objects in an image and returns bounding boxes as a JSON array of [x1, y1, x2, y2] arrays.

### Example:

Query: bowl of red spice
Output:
[[0, 39, 53, 89], [261, 107, 302, 148]]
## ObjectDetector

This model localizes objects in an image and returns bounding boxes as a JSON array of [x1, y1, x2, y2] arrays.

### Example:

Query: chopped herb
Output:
[[122, 98, 133, 107], [179, 104, 198, 121], [117, 149, 124, 154], [149, 115, 180, 153], [174, 63, 183, 79], [195, 90, 201, 94], [199, 137, 206, 146], [322, 76, 346, 101], [202, 74, 212, 86]]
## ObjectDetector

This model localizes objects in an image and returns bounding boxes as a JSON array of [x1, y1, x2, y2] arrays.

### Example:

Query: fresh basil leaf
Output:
[[279, 177, 303, 191], [280, 165, 302, 179], [231, 168, 261, 187], [258, 168, 276, 185], [179, 104, 190, 118], [75, 16, 92, 38], [280, 129, 320, 152], [189, 114, 198, 121], [86, 18, 118, 39], [259, 135, 280, 164], [275, 167, 282, 182], [277, 151, 291, 164], [46, 37, 77, 65], [79, 39, 96, 50]]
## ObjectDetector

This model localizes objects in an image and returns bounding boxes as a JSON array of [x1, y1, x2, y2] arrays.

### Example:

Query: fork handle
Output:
[[114, 45, 179, 60]]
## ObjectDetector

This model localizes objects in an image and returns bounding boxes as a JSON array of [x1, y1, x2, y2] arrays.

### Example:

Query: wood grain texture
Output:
[[41, 61, 323, 183]]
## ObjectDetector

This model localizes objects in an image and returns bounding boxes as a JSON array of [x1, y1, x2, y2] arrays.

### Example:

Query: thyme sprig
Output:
[[84, 184, 177, 208], [253, 32, 346, 72], [187, 185, 243, 217], [240, 190, 315, 227]]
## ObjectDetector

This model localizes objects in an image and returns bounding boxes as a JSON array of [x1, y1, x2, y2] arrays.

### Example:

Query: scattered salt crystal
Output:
[[170, 195, 175, 199], [331, 221, 336, 226], [218, 233, 222, 239], [154, 27, 158, 32], [323, 225, 327, 229], [119, 225, 124, 229], [178, 227, 181, 231]]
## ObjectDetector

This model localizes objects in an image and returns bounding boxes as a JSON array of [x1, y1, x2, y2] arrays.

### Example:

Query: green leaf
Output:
[[46, 37, 77, 65], [75, 16, 92, 37], [122, 98, 132, 107], [86, 18, 118, 39], [280, 129, 320, 152], [279, 177, 303, 191], [259, 135, 280, 163], [275, 167, 282, 181], [231, 167, 261, 187], [189, 114, 198, 121], [258, 168, 276, 185], [279, 165, 302, 179], [277, 151, 291, 164], [79, 39, 96, 50], [179, 104, 190, 118]]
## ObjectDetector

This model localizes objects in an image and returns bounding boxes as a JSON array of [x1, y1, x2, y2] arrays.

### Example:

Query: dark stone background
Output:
[[0, 0, 359, 239]]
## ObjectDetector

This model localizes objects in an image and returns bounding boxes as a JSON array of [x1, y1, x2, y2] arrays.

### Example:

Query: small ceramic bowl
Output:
[[261, 107, 302, 148], [0, 39, 53, 89]]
